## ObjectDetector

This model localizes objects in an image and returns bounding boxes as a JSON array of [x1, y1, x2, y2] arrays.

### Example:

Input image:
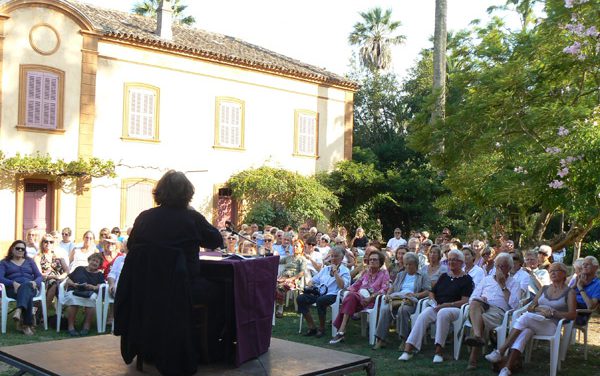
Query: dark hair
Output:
[[88, 252, 104, 264], [370, 250, 386, 266], [5, 240, 27, 261], [153, 170, 195, 208]]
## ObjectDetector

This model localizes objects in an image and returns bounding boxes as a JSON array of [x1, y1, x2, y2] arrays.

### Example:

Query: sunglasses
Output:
[[14, 246, 26, 251], [264, 239, 273, 242], [43, 240, 54, 244], [252, 237, 257, 240], [62, 233, 70, 236], [307, 243, 316, 246], [368, 258, 379, 262]]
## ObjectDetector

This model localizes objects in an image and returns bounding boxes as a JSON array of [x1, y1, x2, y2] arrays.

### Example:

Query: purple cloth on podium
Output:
[[200, 256, 278, 366]]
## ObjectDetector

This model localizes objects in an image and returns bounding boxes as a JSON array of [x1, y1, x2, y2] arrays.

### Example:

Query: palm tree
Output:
[[348, 8, 405, 72], [431, 0, 447, 123], [132, 0, 195, 26]]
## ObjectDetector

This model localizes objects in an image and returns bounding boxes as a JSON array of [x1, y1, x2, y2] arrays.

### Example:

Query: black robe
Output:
[[114, 206, 223, 376]]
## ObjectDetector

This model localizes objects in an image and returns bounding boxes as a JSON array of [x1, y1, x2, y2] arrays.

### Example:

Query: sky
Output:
[[80, 0, 522, 80]]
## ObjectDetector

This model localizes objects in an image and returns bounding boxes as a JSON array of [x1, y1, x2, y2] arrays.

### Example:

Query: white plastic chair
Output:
[[570, 309, 593, 360], [424, 302, 468, 360], [56, 280, 106, 333], [456, 305, 516, 358], [1, 282, 48, 333], [410, 297, 430, 330], [524, 318, 574, 376], [298, 290, 342, 336], [358, 294, 382, 345], [102, 287, 114, 333]]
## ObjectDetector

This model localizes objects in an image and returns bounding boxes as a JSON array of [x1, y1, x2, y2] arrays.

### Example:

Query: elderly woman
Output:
[[70, 231, 96, 270], [373, 252, 431, 350], [63, 253, 105, 336], [329, 250, 389, 344], [0, 240, 42, 335], [399, 249, 474, 363], [523, 249, 550, 295], [297, 246, 351, 338], [568, 258, 585, 288], [275, 241, 307, 317], [100, 234, 124, 280], [350, 227, 368, 249], [420, 245, 447, 288], [35, 234, 69, 315], [463, 247, 485, 285], [537, 245, 553, 270], [389, 246, 408, 282], [485, 262, 576, 376]]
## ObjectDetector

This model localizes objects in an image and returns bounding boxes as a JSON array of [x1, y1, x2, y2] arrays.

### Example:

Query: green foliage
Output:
[[227, 166, 338, 229], [0, 151, 116, 181], [131, 0, 196, 25], [348, 8, 405, 72], [407, 0, 600, 245]]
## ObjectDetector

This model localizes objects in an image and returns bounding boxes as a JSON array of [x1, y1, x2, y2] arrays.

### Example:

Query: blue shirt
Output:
[[273, 244, 293, 257], [575, 277, 600, 306], [311, 264, 350, 296], [0, 258, 43, 288]]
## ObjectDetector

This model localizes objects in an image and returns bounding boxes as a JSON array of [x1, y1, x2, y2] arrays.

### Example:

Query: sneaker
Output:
[[304, 328, 317, 336], [398, 352, 413, 361], [329, 332, 345, 344], [433, 354, 443, 363], [485, 349, 502, 363], [499, 367, 512, 376]]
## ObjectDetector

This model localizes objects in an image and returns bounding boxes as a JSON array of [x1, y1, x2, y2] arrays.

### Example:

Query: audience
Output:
[[330, 250, 389, 344], [537, 245, 553, 270], [35, 233, 69, 315], [70, 231, 96, 270], [374, 252, 430, 350], [421, 245, 447, 288], [275, 241, 307, 317], [572, 256, 600, 325], [399, 249, 474, 363], [462, 247, 485, 285], [523, 249, 551, 295], [386, 228, 407, 254], [485, 262, 576, 376], [296, 246, 350, 338]]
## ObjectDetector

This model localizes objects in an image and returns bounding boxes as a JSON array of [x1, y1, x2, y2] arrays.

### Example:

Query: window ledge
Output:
[[16, 125, 65, 134], [121, 137, 160, 144], [213, 145, 246, 152], [292, 153, 319, 160]]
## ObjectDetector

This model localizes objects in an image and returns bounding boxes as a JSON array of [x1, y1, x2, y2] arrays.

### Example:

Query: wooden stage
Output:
[[0, 335, 374, 375]]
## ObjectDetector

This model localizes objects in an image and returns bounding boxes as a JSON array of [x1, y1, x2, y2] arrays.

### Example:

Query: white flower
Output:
[[495, 142, 501, 148], [557, 126, 570, 136], [557, 167, 569, 177], [549, 180, 565, 189], [564, 0, 574, 8]]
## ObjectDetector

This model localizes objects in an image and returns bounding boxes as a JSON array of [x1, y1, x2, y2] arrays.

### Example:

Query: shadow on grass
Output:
[[271, 308, 600, 376]]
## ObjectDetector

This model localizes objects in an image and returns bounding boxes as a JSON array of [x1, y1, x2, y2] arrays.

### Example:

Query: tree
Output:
[[409, 0, 600, 249], [132, 0, 195, 26], [431, 0, 448, 123], [348, 8, 405, 72], [227, 167, 338, 229]]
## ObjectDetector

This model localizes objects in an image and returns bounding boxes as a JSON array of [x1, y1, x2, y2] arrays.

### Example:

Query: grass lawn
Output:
[[0, 304, 598, 375]]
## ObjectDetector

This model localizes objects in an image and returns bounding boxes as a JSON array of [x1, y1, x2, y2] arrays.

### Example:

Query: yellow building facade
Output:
[[0, 0, 355, 248]]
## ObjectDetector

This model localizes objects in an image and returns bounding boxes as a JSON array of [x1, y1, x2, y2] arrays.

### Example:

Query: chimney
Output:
[[156, 0, 173, 40]]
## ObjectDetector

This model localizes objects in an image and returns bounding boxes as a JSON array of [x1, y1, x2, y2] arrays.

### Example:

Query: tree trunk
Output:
[[531, 209, 552, 244], [550, 218, 595, 252], [431, 0, 447, 123]]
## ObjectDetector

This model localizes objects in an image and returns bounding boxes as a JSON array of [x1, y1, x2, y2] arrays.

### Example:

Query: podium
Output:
[[197, 255, 279, 366]]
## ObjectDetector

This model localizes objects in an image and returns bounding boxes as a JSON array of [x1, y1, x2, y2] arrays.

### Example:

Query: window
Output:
[[294, 110, 318, 157], [123, 84, 160, 141], [120, 179, 155, 228], [18, 65, 64, 131], [214, 97, 245, 149]]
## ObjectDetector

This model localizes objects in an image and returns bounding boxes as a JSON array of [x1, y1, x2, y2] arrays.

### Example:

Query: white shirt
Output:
[[511, 268, 530, 295], [529, 268, 551, 295], [466, 264, 485, 285], [311, 264, 351, 296], [470, 274, 520, 311], [52, 247, 70, 270], [108, 255, 126, 288], [305, 251, 323, 277], [386, 237, 407, 251]]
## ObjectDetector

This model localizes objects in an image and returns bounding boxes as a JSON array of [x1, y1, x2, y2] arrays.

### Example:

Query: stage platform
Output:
[[0, 335, 374, 376]]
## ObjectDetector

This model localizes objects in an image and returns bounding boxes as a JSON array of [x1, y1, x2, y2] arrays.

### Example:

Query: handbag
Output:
[[72, 290, 94, 298]]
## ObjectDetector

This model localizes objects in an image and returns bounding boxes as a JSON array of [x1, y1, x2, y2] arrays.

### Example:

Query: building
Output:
[[0, 0, 356, 249]]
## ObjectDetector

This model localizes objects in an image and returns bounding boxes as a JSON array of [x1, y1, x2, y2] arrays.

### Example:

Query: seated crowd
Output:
[[229, 223, 598, 375], [0, 226, 128, 336]]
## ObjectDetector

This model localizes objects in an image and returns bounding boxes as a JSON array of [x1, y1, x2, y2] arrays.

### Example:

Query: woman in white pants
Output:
[[485, 262, 576, 376], [399, 249, 474, 363]]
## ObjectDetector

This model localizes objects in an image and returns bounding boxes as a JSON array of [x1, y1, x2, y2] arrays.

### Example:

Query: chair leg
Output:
[[56, 302, 62, 333], [298, 313, 303, 334], [1, 299, 8, 334], [550, 339, 558, 376], [41, 298, 48, 330], [583, 328, 588, 360]]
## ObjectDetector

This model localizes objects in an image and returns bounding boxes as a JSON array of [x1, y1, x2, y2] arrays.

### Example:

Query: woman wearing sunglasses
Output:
[[0, 240, 43, 335], [36, 234, 69, 316]]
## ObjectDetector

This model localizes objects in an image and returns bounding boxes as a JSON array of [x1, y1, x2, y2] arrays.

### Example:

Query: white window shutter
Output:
[[298, 114, 316, 155], [41, 75, 58, 128], [128, 88, 156, 139], [26, 72, 44, 127], [219, 101, 242, 147], [125, 182, 154, 227]]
